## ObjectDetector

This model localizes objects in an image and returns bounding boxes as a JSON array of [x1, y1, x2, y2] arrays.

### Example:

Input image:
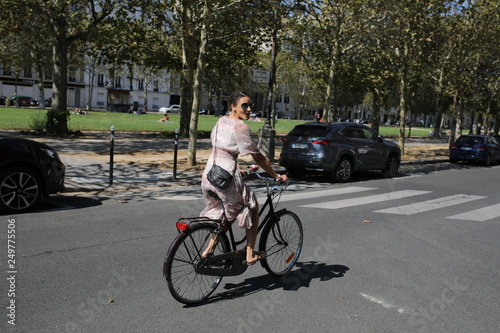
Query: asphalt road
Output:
[[1, 164, 499, 333]]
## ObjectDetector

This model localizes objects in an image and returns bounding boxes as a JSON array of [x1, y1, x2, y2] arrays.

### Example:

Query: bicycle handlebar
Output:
[[245, 165, 288, 184]]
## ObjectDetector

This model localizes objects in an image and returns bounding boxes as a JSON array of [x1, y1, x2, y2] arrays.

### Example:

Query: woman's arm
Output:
[[251, 152, 288, 181]]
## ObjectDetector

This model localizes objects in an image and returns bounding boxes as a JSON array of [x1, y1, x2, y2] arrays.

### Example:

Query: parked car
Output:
[[279, 122, 401, 182], [159, 104, 181, 114], [449, 135, 500, 166], [10, 95, 36, 107], [0, 135, 65, 213]]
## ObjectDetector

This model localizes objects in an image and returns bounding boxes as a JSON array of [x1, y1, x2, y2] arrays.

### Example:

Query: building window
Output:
[[97, 74, 105, 87], [97, 93, 105, 106], [153, 80, 159, 92], [129, 79, 133, 90], [114, 77, 121, 88], [138, 80, 144, 90]]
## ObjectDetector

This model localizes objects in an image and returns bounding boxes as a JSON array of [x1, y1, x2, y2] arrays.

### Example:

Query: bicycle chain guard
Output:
[[195, 250, 248, 276]]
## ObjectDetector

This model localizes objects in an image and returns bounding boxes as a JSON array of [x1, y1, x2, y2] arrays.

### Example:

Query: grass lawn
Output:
[[0, 107, 433, 138]]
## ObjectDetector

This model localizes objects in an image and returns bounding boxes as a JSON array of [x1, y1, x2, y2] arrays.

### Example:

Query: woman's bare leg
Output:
[[201, 217, 229, 258], [246, 205, 263, 263]]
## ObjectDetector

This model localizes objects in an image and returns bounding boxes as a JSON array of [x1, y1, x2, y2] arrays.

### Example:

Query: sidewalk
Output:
[[1, 130, 449, 193], [61, 154, 204, 193]]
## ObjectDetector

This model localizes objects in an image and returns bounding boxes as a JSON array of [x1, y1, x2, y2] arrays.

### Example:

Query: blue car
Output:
[[449, 135, 500, 166]]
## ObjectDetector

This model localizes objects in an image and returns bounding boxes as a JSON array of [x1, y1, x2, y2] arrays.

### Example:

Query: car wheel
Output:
[[383, 155, 400, 178], [335, 157, 352, 183], [450, 158, 457, 164], [0, 167, 42, 213]]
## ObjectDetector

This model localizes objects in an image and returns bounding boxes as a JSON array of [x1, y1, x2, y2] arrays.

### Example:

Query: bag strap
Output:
[[213, 122, 237, 175]]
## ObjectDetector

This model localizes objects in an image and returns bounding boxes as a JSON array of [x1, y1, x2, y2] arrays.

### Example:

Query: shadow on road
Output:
[[184, 262, 349, 307], [37, 195, 103, 212]]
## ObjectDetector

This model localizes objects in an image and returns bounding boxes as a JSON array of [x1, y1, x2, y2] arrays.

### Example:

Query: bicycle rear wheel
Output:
[[165, 225, 229, 304], [259, 211, 303, 277]]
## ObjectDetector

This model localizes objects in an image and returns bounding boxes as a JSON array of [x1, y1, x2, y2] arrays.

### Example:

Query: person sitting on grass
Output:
[[74, 108, 88, 115], [158, 114, 170, 122]]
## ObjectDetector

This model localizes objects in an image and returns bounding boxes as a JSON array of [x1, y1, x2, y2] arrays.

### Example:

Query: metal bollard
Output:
[[109, 125, 115, 185], [173, 128, 179, 181]]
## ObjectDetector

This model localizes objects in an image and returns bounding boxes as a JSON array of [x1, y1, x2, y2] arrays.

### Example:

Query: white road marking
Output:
[[264, 186, 377, 202], [299, 190, 431, 210], [156, 186, 377, 202], [360, 293, 408, 313], [447, 203, 500, 221], [374, 194, 485, 215]]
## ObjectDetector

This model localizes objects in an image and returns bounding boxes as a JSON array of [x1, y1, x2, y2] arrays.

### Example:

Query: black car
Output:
[[0, 135, 65, 213], [279, 122, 401, 182]]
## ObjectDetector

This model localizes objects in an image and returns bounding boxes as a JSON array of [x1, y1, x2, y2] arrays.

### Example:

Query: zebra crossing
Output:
[[156, 184, 500, 222], [295, 186, 499, 222]]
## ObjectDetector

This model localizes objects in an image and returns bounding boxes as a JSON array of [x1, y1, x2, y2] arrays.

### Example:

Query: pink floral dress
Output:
[[200, 117, 260, 229]]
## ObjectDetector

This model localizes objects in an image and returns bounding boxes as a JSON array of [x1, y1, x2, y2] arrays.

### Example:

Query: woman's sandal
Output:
[[246, 251, 267, 266]]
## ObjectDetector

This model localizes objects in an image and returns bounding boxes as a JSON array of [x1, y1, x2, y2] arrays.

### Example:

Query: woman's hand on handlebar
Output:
[[275, 173, 288, 184]]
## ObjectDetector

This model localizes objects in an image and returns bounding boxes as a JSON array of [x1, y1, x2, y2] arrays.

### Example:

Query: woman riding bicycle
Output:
[[200, 91, 287, 266]]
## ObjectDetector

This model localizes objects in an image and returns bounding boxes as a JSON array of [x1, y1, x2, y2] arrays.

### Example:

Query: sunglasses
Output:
[[240, 103, 254, 110]]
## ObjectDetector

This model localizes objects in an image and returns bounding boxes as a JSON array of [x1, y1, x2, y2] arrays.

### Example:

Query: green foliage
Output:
[[45, 110, 70, 136], [28, 113, 46, 135]]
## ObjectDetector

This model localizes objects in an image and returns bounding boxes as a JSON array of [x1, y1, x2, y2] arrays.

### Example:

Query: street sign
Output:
[[252, 69, 270, 83]]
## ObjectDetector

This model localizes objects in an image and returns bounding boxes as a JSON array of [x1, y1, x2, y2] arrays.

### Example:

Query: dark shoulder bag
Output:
[[207, 124, 234, 189]]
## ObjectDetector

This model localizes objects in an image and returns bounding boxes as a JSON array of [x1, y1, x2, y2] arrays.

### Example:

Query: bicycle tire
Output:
[[259, 210, 303, 277], [165, 225, 230, 304]]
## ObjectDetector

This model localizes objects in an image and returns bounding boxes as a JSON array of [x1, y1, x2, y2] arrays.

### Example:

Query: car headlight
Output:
[[40, 148, 59, 160]]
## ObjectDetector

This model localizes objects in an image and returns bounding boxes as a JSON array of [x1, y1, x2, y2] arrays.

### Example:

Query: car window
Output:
[[457, 136, 484, 145], [361, 128, 377, 140], [341, 126, 365, 139], [288, 126, 330, 138]]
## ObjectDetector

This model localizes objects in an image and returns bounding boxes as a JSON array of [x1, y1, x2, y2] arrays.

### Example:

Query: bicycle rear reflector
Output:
[[176, 222, 189, 231], [286, 252, 296, 264]]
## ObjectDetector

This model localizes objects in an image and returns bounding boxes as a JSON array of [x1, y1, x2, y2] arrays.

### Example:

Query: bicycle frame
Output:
[[225, 178, 287, 252]]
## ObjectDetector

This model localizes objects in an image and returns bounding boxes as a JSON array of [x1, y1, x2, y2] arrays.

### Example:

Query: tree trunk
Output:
[[432, 66, 445, 139], [187, 0, 209, 167], [50, 8, 70, 135], [398, 68, 408, 154], [143, 75, 149, 111], [179, 4, 196, 135], [448, 88, 459, 146], [324, 55, 338, 122], [35, 63, 46, 109], [371, 88, 381, 133]]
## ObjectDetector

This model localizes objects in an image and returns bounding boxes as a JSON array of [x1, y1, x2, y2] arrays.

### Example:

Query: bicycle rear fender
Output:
[[175, 217, 222, 232]]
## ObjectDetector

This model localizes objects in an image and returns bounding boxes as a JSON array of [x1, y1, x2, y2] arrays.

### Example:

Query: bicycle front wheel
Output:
[[259, 211, 303, 277], [165, 225, 229, 304]]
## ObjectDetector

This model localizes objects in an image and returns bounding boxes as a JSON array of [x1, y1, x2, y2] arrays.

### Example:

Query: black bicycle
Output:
[[163, 166, 303, 304]]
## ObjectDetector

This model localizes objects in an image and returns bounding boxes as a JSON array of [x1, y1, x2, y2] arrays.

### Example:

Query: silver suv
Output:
[[279, 122, 401, 182]]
